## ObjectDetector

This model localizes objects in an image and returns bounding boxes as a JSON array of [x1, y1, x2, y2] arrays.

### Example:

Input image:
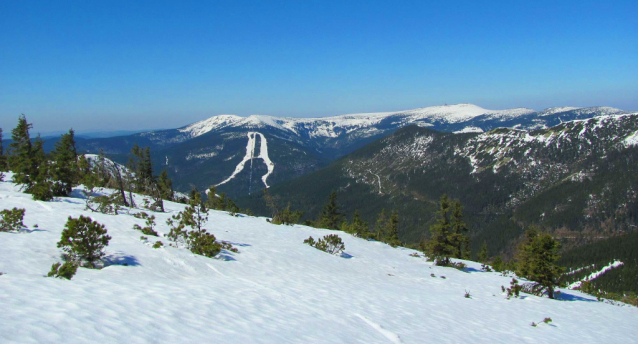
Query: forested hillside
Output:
[[237, 115, 638, 294]]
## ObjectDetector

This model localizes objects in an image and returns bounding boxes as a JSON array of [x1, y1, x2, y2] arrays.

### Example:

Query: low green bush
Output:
[[304, 234, 345, 255], [0, 208, 26, 232]]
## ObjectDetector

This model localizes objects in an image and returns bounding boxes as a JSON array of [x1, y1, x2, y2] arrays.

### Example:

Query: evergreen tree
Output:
[[157, 169, 174, 201], [77, 155, 91, 183], [167, 187, 209, 243], [317, 190, 342, 230], [384, 210, 401, 247], [478, 242, 489, 263], [50, 129, 78, 196], [450, 200, 470, 259], [218, 193, 228, 211], [127, 144, 154, 194], [350, 210, 370, 238], [517, 228, 564, 299], [491, 255, 504, 272], [8, 115, 36, 187], [57, 215, 111, 268], [373, 209, 386, 240], [426, 194, 456, 265], [0, 128, 7, 171], [207, 185, 224, 210], [29, 135, 54, 201]]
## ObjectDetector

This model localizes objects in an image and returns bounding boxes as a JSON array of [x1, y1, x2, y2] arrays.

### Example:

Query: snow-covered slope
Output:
[[1, 176, 637, 343]]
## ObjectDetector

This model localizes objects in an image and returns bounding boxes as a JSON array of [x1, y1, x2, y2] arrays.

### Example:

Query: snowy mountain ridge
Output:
[[178, 103, 538, 139], [1, 175, 637, 343], [177, 104, 629, 141], [73, 103, 633, 198]]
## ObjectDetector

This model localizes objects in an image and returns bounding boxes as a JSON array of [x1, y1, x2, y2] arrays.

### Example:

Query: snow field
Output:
[[1, 177, 637, 343]]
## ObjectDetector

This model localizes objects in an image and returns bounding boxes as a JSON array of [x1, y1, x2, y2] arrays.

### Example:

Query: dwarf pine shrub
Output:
[[133, 212, 159, 236], [47, 261, 78, 280], [304, 234, 345, 255], [57, 216, 111, 268], [188, 229, 222, 257], [0, 208, 26, 232], [153, 241, 163, 249], [502, 278, 523, 299], [85, 193, 123, 215]]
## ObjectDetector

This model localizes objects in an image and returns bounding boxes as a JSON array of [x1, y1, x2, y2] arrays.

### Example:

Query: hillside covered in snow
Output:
[[1, 174, 637, 343]]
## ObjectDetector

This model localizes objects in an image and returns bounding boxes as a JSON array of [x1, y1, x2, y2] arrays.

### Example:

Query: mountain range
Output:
[[70, 104, 629, 197]]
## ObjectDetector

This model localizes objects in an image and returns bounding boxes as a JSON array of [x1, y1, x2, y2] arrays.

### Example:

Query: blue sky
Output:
[[1, 0, 636, 133]]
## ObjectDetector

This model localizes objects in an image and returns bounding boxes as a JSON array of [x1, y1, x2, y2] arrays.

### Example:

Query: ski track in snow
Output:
[[217, 132, 274, 188], [356, 314, 403, 343]]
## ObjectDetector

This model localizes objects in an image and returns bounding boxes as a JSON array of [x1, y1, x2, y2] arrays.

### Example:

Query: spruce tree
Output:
[[478, 242, 489, 263], [426, 194, 456, 265], [208, 185, 226, 210], [0, 128, 7, 171], [350, 210, 370, 238], [51, 129, 78, 196], [317, 190, 342, 230], [516, 228, 564, 299], [385, 210, 401, 247], [450, 200, 470, 259], [8, 115, 36, 187], [373, 209, 386, 240], [157, 169, 174, 201], [128, 144, 154, 194], [29, 135, 54, 201]]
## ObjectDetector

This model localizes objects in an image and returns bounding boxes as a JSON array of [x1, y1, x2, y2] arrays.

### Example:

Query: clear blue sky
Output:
[[1, 0, 637, 133]]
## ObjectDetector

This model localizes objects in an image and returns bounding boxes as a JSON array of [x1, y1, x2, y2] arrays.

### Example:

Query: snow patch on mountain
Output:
[[568, 261, 625, 289], [539, 107, 582, 116], [216, 132, 274, 188], [217, 132, 258, 187], [255, 132, 274, 188], [454, 126, 484, 134], [623, 129, 638, 147]]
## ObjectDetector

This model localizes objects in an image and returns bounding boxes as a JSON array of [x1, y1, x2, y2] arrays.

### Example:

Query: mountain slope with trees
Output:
[[237, 114, 638, 293], [23, 104, 627, 198]]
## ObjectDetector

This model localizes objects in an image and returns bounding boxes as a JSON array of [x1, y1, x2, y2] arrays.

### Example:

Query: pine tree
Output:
[[426, 194, 456, 265], [450, 200, 470, 259], [57, 215, 111, 268], [8, 115, 36, 187], [0, 128, 7, 171], [167, 187, 209, 243], [51, 129, 78, 196], [516, 228, 564, 299], [317, 190, 342, 230]]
